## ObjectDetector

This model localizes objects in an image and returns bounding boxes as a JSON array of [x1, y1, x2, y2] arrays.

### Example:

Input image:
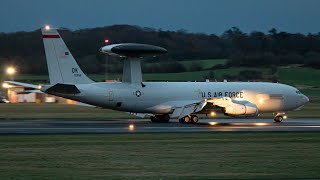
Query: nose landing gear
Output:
[[274, 113, 286, 123], [274, 116, 283, 123]]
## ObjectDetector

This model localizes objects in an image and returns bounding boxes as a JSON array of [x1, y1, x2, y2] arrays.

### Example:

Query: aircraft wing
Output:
[[207, 97, 234, 107], [207, 97, 253, 107], [170, 98, 232, 119], [132, 99, 206, 119], [207, 97, 258, 116], [171, 97, 258, 119]]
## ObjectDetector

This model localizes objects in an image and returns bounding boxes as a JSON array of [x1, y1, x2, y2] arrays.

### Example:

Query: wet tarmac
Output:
[[0, 118, 319, 134]]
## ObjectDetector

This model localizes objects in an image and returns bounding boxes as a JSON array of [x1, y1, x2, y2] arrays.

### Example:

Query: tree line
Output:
[[0, 25, 319, 74]]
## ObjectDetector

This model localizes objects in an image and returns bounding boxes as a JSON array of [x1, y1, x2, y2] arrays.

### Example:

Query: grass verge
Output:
[[0, 133, 319, 179]]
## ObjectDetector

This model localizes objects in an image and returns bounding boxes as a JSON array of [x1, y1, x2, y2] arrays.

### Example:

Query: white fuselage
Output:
[[48, 81, 309, 115]]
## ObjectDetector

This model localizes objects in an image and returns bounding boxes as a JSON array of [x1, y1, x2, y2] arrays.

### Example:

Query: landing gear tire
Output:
[[179, 116, 190, 123], [274, 116, 283, 123], [150, 116, 160, 123], [191, 115, 199, 124], [183, 116, 191, 123], [150, 114, 170, 123], [179, 116, 197, 124], [162, 114, 170, 123]]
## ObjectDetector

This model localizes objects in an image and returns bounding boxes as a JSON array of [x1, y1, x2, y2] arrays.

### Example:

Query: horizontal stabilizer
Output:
[[5, 81, 39, 89], [45, 83, 80, 94], [17, 90, 43, 94]]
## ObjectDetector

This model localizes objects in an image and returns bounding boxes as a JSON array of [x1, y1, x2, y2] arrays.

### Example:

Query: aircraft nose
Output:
[[303, 95, 309, 103]]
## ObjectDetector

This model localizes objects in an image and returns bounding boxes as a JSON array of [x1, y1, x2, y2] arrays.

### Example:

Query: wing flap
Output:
[[170, 100, 207, 119], [178, 104, 198, 119]]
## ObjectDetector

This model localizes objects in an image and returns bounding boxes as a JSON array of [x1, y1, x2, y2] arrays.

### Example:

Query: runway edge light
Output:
[[129, 124, 135, 131], [209, 122, 218, 126]]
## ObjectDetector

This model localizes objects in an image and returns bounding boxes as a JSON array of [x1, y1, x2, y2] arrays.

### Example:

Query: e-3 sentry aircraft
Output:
[[7, 26, 309, 123]]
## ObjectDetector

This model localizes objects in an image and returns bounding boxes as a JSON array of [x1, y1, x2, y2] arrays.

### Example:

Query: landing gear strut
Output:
[[150, 114, 170, 123], [179, 115, 199, 124]]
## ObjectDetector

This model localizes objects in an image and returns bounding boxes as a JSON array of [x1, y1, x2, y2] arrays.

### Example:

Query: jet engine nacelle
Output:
[[224, 103, 258, 117]]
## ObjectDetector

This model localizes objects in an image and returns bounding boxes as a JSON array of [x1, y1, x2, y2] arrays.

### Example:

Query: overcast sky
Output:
[[1, 0, 320, 34]]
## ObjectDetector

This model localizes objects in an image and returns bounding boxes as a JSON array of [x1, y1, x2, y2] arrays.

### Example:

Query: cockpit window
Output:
[[296, 91, 302, 94]]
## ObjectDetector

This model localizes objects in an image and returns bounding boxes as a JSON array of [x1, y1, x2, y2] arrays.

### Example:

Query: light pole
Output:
[[104, 38, 110, 81]]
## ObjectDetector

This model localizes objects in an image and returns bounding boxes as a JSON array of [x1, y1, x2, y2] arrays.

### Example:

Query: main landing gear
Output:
[[150, 114, 199, 124], [179, 115, 199, 124], [150, 114, 170, 123], [274, 113, 286, 123]]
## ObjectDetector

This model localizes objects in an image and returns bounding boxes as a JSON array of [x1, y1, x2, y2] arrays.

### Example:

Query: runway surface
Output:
[[0, 118, 319, 134]]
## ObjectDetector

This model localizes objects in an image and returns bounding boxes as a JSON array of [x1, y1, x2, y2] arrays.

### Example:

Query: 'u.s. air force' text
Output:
[[201, 91, 243, 98]]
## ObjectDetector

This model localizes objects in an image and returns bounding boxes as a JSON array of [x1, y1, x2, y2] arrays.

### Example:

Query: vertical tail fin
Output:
[[41, 27, 93, 84]]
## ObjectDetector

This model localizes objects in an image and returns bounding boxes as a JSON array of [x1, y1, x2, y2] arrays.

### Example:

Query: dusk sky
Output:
[[1, 0, 320, 34]]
